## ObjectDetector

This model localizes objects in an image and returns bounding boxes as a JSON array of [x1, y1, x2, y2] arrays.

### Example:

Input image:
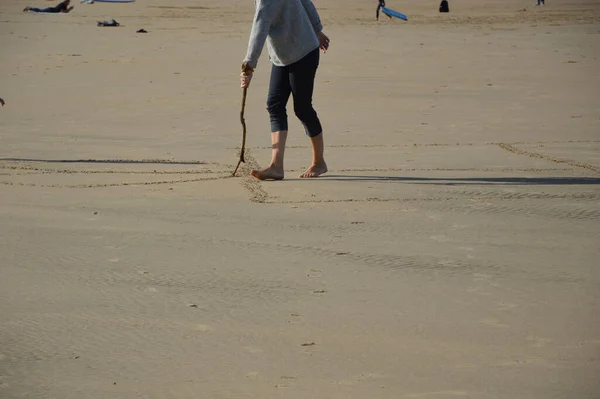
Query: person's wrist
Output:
[[242, 61, 254, 73]]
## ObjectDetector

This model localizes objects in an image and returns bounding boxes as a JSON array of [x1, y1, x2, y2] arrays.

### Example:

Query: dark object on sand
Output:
[[97, 19, 120, 26], [0, 98, 5, 107], [439, 0, 449, 12], [136, 29, 147, 33]]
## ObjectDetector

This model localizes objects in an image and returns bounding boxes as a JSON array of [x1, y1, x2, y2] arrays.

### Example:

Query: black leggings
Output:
[[29, 7, 60, 12], [266, 47, 322, 137]]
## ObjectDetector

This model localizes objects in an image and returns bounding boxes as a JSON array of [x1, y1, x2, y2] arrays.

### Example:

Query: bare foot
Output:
[[251, 165, 284, 181], [299, 162, 328, 178]]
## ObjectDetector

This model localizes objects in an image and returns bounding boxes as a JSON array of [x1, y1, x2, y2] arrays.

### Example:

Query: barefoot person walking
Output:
[[240, 0, 330, 180]]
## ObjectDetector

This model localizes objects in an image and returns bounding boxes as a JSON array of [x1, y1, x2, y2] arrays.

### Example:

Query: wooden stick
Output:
[[232, 87, 248, 176], [233, 62, 254, 177]]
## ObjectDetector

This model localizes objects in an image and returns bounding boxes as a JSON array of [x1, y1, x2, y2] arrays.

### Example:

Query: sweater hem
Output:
[[270, 44, 320, 67]]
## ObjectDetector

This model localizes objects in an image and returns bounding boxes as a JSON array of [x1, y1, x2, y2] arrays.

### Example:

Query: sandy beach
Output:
[[1, 0, 599, 397]]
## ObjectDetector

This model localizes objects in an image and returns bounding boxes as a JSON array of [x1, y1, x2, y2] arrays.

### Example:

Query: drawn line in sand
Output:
[[0, 158, 235, 189], [0, 158, 215, 166], [323, 167, 572, 173], [0, 160, 227, 176], [0, 175, 229, 189], [497, 143, 600, 174], [236, 150, 269, 203], [5, 169, 225, 176], [230, 139, 600, 151]]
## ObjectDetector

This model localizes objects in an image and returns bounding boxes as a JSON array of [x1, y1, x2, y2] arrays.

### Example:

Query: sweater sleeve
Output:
[[300, 0, 323, 33], [243, 0, 279, 69]]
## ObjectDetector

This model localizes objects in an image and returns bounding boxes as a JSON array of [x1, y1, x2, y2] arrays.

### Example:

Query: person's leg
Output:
[[250, 63, 292, 180], [28, 7, 58, 12], [250, 130, 288, 180], [289, 48, 327, 178], [376, 5, 380, 20], [302, 133, 326, 178]]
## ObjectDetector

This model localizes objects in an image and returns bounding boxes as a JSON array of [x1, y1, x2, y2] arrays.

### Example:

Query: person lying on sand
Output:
[[24, 0, 74, 13], [240, 0, 330, 180]]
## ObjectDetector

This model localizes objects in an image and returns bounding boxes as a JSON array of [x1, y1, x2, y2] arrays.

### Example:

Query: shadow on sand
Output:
[[291, 175, 600, 186]]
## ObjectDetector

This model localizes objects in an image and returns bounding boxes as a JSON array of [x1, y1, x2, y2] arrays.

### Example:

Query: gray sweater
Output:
[[244, 0, 323, 69]]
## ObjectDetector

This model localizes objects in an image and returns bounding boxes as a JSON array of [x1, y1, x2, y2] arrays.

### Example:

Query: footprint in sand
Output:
[[430, 235, 450, 243], [355, 372, 387, 382], [479, 318, 510, 328], [496, 302, 518, 311], [472, 273, 492, 280], [466, 287, 492, 296], [194, 324, 212, 332], [527, 336, 553, 348], [406, 391, 470, 398], [244, 346, 263, 354], [497, 357, 556, 368]]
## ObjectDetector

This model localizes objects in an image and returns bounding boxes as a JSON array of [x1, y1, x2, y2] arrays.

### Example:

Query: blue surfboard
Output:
[[381, 7, 408, 21]]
